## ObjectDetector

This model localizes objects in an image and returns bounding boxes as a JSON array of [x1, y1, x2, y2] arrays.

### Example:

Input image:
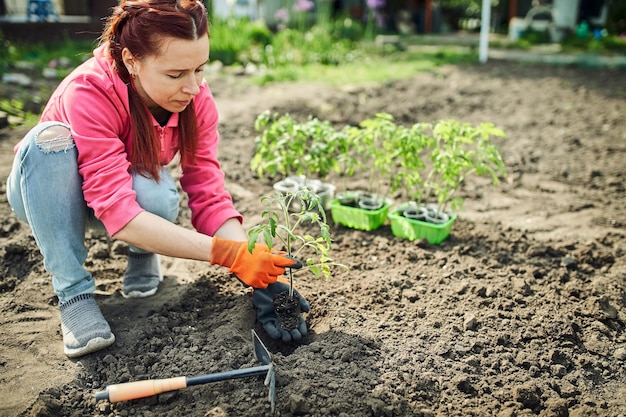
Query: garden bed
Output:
[[0, 61, 625, 416]]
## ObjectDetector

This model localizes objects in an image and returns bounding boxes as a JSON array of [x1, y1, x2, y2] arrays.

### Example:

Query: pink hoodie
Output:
[[29, 44, 242, 236]]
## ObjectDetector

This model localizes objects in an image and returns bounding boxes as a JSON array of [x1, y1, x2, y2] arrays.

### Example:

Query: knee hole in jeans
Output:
[[35, 125, 74, 152]]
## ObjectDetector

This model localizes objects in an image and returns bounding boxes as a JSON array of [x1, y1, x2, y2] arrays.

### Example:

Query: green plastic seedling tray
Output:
[[388, 210, 456, 244], [329, 198, 392, 231]]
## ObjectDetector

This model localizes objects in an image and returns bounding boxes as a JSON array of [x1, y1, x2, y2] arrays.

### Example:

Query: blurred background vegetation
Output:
[[2, 0, 625, 78], [0, 1, 470, 125], [0, 0, 625, 124]]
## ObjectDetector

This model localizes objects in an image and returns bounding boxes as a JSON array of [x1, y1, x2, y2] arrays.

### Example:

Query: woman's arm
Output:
[[212, 217, 248, 241], [112, 212, 246, 261], [113, 212, 291, 289]]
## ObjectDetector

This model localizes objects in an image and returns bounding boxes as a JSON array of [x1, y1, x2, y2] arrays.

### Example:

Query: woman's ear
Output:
[[121, 48, 137, 76]]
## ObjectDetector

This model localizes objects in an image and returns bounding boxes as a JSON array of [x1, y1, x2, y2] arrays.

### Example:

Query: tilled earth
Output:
[[0, 60, 625, 417]]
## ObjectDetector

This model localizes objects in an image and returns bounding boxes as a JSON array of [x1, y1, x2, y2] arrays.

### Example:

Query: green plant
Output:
[[332, 125, 360, 190], [394, 122, 431, 202], [364, 0, 385, 40], [349, 113, 412, 201], [601, 35, 626, 53], [247, 188, 346, 296], [262, 26, 360, 69], [411, 119, 507, 216], [209, 16, 272, 66], [251, 111, 342, 181]]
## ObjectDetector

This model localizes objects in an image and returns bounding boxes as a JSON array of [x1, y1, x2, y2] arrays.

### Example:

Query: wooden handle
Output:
[[100, 376, 187, 403]]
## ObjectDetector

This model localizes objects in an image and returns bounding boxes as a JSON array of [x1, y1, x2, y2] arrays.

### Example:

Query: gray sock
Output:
[[59, 293, 115, 358], [122, 252, 163, 298]]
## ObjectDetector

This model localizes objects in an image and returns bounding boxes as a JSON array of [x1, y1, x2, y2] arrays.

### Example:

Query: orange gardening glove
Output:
[[210, 237, 299, 289]]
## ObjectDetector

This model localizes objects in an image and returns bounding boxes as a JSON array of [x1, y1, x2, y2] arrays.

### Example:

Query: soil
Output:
[[273, 291, 305, 332], [1, 60, 625, 417]]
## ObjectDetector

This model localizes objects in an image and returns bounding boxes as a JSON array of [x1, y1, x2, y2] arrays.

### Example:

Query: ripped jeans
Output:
[[6, 121, 179, 303]]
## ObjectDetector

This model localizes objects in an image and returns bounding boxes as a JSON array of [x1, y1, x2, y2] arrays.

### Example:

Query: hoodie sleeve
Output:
[[179, 84, 242, 236]]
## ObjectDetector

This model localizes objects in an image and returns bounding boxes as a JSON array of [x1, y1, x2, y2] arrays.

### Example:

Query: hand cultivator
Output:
[[95, 330, 276, 411]]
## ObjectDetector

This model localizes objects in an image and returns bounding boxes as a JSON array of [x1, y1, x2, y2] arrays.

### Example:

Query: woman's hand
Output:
[[210, 237, 299, 288]]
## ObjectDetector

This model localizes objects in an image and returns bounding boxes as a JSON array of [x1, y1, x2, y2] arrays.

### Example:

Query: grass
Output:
[[258, 47, 476, 86]]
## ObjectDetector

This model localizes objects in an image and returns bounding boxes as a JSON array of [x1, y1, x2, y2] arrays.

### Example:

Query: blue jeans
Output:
[[6, 121, 179, 303]]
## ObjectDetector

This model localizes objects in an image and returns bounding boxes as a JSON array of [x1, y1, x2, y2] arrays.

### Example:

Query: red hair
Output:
[[100, 0, 208, 179]]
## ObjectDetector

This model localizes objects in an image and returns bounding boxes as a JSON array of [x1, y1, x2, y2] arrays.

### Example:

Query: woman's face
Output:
[[124, 35, 209, 115]]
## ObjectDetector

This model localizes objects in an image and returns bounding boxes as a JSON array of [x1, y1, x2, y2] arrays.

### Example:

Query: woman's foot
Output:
[[122, 252, 163, 298], [59, 293, 115, 358]]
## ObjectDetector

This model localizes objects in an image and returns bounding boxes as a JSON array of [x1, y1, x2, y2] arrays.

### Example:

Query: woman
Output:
[[6, 0, 309, 358]]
